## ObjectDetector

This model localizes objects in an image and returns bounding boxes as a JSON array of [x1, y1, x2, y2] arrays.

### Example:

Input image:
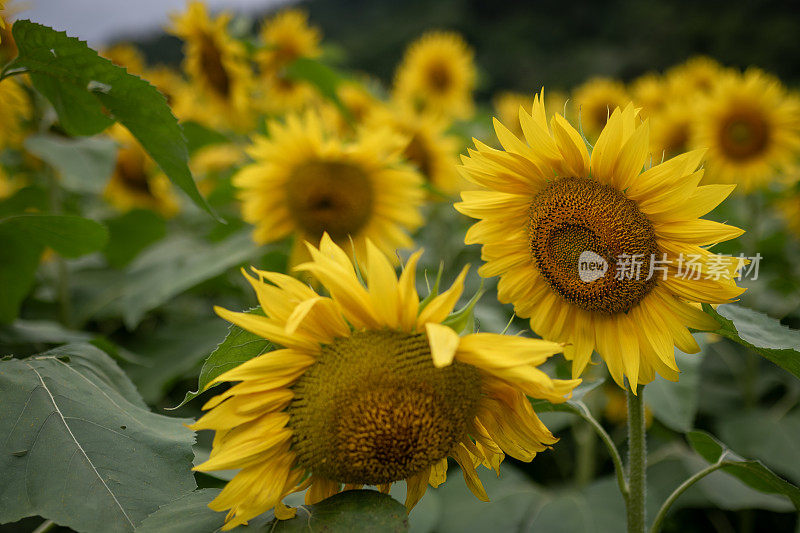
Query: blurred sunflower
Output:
[[666, 56, 724, 99], [368, 103, 461, 195], [455, 92, 745, 389], [169, 1, 254, 131], [0, 78, 28, 149], [233, 111, 424, 266], [493, 92, 531, 137], [259, 75, 320, 115], [0, 1, 16, 57], [692, 69, 800, 192], [630, 73, 669, 118], [104, 125, 179, 217], [257, 8, 321, 75], [650, 101, 693, 159], [193, 235, 579, 529], [778, 193, 800, 236], [393, 31, 476, 121], [572, 78, 629, 138], [101, 43, 146, 74]]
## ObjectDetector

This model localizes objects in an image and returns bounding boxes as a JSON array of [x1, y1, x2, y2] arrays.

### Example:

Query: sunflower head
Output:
[[630, 73, 669, 118], [169, 1, 254, 130], [258, 8, 321, 74], [456, 90, 745, 389], [393, 31, 476, 121], [666, 56, 725, 99], [192, 235, 578, 529], [0, 78, 29, 149], [104, 125, 179, 217], [233, 111, 424, 266], [691, 68, 800, 191], [572, 78, 629, 138], [649, 101, 694, 159], [367, 103, 462, 196]]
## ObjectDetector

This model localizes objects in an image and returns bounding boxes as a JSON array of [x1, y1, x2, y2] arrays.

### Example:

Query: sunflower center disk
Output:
[[404, 134, 433, 179], [528, 177, 659, 314], [285, 160, 374, 241], [719, 111, 769, 160], [288, 330, 481, 485], [198, 33, 231, 98]]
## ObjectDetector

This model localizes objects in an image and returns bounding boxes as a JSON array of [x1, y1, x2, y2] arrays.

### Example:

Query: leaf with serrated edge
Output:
[[7, 20, 219, 220]]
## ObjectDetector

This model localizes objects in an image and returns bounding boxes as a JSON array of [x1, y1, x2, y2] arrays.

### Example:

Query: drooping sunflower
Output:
[[368, 103, 462, 195], [455, 92, 745, 389], [691, 68, 800, 192], [192, 235, 579, 529], [233, 111, 424, 266], [572, 78, 629, 138], [169, 1, 254, 131], [104, 125, 179, 217], [393, 31, 476, 121], [257, 8, 321, 75]]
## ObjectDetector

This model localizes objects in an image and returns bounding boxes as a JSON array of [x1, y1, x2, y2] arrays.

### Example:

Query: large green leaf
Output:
[[687, 430, 800, 510], [73, 230, 261, 328], [646, 346, 703, 432], [181, 121, 231, 155], [6, 20, 218, 220], [703, 303, 800, 379], [24, 134, 117, 194], [103, 209, 166, 268], [173, 308, 274, 409], [0, 343, 196, 532], [0, 213, 109, 257], [269, 490, 408, 532]]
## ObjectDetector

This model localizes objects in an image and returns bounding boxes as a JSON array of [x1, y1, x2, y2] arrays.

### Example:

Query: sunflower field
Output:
[[2, 1, 800, 532]]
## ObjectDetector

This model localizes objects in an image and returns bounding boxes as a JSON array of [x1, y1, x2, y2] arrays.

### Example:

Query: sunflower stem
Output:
[[574, 402, 627, 499], [626, 385, 646, 533]]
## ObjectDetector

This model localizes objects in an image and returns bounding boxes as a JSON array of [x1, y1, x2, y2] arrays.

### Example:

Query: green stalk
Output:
[[649, 461, 725, 532], [626, 385, 647, 533]]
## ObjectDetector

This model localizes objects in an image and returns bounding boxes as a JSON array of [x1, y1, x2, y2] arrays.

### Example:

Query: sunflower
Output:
[[169, 1, 254, 131], [368, 103, 462, 195], [192, 234, 579, 529], [691, 68, 800, 192], [0, 78, 28, 149], [393, 31, 476, 121], [630, 73, 669, 119], [258, 75, 320, 115], [778, 193, 800, 236], [257, 8, 321, 75], [666, 56, 724, 99], [233, 111, 424, 266], [572, 78, 629, 139], [104, 125, 179, 217], [455, 91, 745, 389], [650, 101, 694, 159]]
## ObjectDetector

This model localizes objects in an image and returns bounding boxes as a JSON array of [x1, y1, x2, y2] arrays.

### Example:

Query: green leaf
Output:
[[173, 308, 274, 409], [7, 20, 219, 220], [181, 121, 231, 155], [687, 430, 800, 510], [0, 343, 196, 532], [0, 226, 44, 323], [0, 213, 109, 257], [717, 410, 800, 483], [703, 303, 800, 379], [268, 490, 408, 532], [136, 489, 271, 533], [0, 186, 48, 217], [646, 346, 703, 432], [24, 134, 117, 194], [104, 209, 166, 268], [73, 230, 261, 328]]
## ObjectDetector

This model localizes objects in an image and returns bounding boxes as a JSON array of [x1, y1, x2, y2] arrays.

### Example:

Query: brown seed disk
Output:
[[528, 177, 659, 314]]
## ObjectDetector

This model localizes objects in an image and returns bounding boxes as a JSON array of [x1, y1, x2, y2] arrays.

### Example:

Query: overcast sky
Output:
[[13, 0, 294, 46]]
